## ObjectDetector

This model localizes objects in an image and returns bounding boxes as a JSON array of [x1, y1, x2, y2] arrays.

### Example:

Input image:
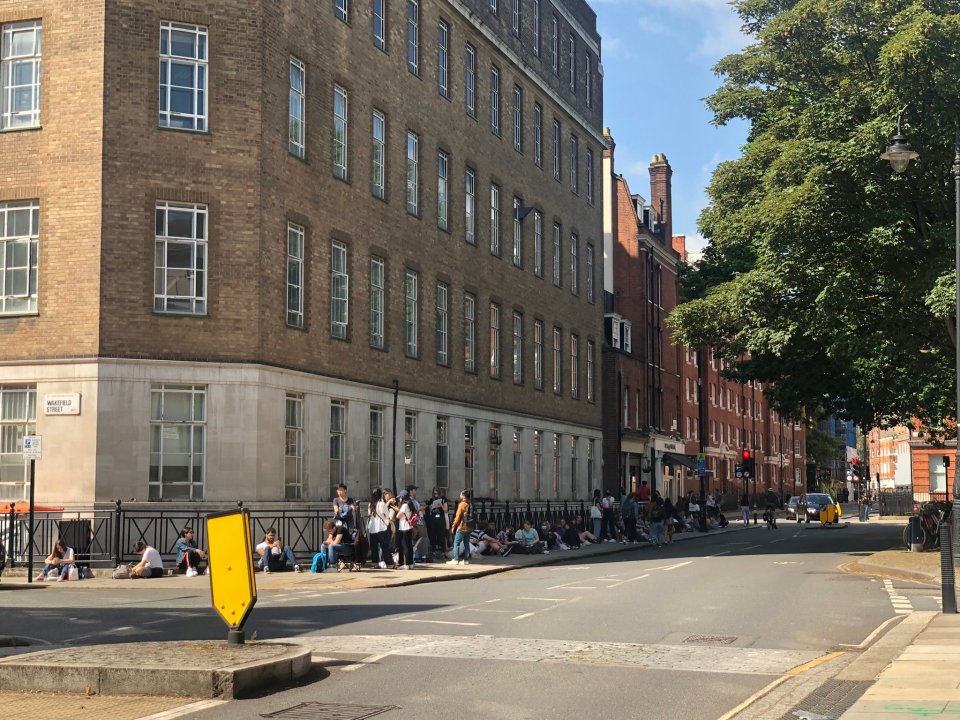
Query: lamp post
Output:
[[881, 121, 958, 614]]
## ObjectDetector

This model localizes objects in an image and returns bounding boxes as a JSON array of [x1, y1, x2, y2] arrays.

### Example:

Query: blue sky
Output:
[[594, 0, 751, 251]]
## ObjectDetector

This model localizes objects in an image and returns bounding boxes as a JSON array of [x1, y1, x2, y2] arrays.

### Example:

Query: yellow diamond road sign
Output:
[[206, 509, 257, 630]]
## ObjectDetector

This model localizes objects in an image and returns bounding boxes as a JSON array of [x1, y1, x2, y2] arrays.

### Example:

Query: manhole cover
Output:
[[682, 634, 737, 645], [780, 679, 872, 720], [261, 703, 398, 720]]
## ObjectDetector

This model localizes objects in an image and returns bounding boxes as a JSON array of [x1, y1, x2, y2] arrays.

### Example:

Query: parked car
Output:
[[784, 496, 800, 521], [797, 493, 840, 523]]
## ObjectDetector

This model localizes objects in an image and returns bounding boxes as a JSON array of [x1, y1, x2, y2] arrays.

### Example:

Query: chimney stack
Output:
[[648, 153, 672, 244]]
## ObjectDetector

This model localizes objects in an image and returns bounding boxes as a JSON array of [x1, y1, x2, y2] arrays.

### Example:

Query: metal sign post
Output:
[[23, 436, 41, 584]]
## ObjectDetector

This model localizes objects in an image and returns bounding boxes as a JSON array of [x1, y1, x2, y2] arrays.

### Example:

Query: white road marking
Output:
[[134, 700, 228, 720], [704, 551, 731, 558], [556, 586, 596, 590], [549, 566, 591, 570], [742, 545, 762, 551], [513, 596, 581, 621], [838, 615, 905, 649], [341, 650, 395, 672], [513, 612, 536, 620], [661, 561, 693, 571], [399, 619, 482, 626], [607, 574, 650, 589], [517, 597, 568, 602]]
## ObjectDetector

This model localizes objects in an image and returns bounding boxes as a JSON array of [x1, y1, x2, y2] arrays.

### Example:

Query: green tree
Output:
[[670, 0, 960, 432]]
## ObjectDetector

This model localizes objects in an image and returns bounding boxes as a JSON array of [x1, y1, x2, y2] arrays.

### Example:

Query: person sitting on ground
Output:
[[497, 525, 518, 551], [256, 527, 301, 573], [572, 515, 599, 544], [322, 520, 354, 567], [561, 519, 582, 549], [478, 521, 510, 555], [538, 521, 564, 550], [174, 526, 206, 576], [36, 539, 75, 582], [131, 540, 163, 579], [513, 520, 547, 554]]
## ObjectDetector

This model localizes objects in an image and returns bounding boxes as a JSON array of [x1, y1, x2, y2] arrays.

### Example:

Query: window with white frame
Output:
[[490, 183, 501, 256], [285, 393, 303, 500], [372, 110, 386, 198], [154, 202, 207, 314], [552, 119, 561, 180], [552, 222, 561, 286], [149, 384, 205, 500], [512, 428, 522, 495], [585, 51, 593, 108], [404, 410, 417, 485], [436, 416, 450, 491], [585, 242, 594, 302], [336, 0, 349, 22], [569, 135, 579, 193], [464, 420, 475, 490], [533, 430, 542, 498], [373, 0, 387, 50], [552, 433, 561, 497], [570, 233, 579, 295], [464, 167, 476, 244], [490, 64, 501, 136], [794, 440, 801, 456], [533, 318, 544, 389], [465, 44, 476, 117], [490, 0, 499, 13], [512, 85, 522, 152], [570, 436, 578, 497], [331, 241, 348, 339], [329, 400, 346, 497], [407, 0, 419, 74], [489, 422, 500, 498], [437, 150, 449, 230], [464, 291, 476, 372], [437, 20, 449, 97], [0, 200, 39, 315], [586, 339, 595, 401], [552, 326, 562, 393], [369, 406, 383, 493], [512, 196, 522, 267], [370, 256, 385, 348], [436, 281, 449, 365], [405, 269, 418, 357], [1, 20, 42, 130], [511, 0, 521, 36], [489, 301, 501, 379], [550, 15, 558, 74], [533, 211, 543, 277], [512, 311, 523, 384], [333, 84, 348, 179], [289, 57, 306, 158], [586, 148, 594, 204], [532, 0, 541, 56], [568, 33, 575, 92], [159, 21, 207, 131], [570, 333, 579, 398], [533, 103, 543, 167], [587, 438, 595, 495], [286, 222, 304, 328], [0, 385, 35, 497], [406, 130, 419, 214]]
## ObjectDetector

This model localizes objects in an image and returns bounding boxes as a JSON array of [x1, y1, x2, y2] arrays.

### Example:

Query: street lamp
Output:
[[881, 122, 959, 614]]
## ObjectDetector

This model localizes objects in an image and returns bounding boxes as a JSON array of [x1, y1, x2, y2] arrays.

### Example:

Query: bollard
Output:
[[7, 504, 15, 568], [940, 522, 957, 614], [753, 512, 758, 525]]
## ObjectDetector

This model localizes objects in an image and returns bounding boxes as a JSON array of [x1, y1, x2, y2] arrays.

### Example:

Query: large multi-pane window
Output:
[[489, 422, 500, 498], [369, 407, 384, 493], [329, 400, 346, 497], [154, 202, 207, 314], [585, 51, 593, 108], [511, 0, 521, 36], [512, 311, 523, 384], [159, 22, 207, 131], [533, 211, 543, 278], [533, 319, 544, 389], [533, 103, 543, 167], [286, 223, 304, 328], [533, 430, 542, 498], [464, 167, 476, 244], [512, 428, 522, 495], [570, 333, 579, 398], [370, 256, 385, 348], [512, 85, 523, 152], [0, 200, 39, 315], [489, 183, 501, 256], [436, 416, 450, 492], [437, 20, 449, 97], [568, 33, 576, 92], [407, 0, 419, 74], [552, 433, 561, 497], [333, 85, 348, 179], [336, 0, 349, 22], [570, 436, 578, 497], [552, 326, 562, 393], [464, 421, 475, 490], [405, 270, 418, 356], [437, 150, 449, 230], [465, 44, 476, 117], [149, 384, 205, 500], [406, 131, 419, 214], [1, 20, 41, 130], [552, 119, 561, 180], [569, 134, 579, 193], [585, 242, 595, 302], [288, 57, 306, 158], [284, 394, 303, 500], [373, 0, 387, 50], [587, 439, 595, 496], [372, 110, 386, 198], [532, 0, 541, 56], [0, 386, 35, 497], [586, 148, 595, 205], [404, 410, 418, 485], [512, 197, 522, 267], [570, 233, 579, 295], [550, 15, 559, 73], [490, 64, 501, 136], [436, 281, 449, 365], [464, 292, 476, 372], [552, 223, 561, 286], [489, 302, 501, 379], [331, 241, 348, 338], [586, 339, 595, 401]]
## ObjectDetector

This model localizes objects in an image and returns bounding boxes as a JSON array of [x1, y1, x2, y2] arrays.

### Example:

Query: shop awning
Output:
[[662, 452, 699, 470]]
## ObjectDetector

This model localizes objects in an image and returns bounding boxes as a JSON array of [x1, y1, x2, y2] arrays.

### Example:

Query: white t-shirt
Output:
[[368, 501, 391, 534], [256, 541, 282, 556], [397, 502, 413, 531], [141, 547, 163, 569]]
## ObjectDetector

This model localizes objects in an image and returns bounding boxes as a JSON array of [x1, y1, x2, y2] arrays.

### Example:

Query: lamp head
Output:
[[880, 134, 919, 174]]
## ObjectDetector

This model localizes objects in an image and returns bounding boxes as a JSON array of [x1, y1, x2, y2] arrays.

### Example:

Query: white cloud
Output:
[[628, 0, 750, 60]]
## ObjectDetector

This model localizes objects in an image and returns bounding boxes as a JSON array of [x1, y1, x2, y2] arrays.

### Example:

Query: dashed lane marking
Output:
[[398, 619, 482, 626]]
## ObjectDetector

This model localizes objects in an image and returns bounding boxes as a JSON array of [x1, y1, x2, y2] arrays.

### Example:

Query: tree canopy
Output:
[[670, 0, 960, 432]]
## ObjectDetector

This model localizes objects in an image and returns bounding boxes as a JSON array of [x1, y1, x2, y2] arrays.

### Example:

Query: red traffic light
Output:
[[852, 458, 859, 466], [742, 449, 752, 461]]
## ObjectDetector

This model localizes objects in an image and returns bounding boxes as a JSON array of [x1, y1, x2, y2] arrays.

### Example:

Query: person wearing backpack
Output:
[[448, 489, 474, 565]]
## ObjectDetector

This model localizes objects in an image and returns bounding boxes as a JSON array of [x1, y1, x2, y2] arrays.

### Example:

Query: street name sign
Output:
[[44, 393, 81, 415]]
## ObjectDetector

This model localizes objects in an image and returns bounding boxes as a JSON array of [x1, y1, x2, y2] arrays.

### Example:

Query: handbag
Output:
[[112, 565, 131, 580]]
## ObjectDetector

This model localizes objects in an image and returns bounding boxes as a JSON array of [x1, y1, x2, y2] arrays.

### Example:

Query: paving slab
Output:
[[0, 691, 218, 720]]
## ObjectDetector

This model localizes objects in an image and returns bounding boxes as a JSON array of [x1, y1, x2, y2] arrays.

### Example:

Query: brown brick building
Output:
[[0, 0, 604, 504]]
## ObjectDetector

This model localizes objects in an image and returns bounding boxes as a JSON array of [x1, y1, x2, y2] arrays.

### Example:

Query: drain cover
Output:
[[261, 703, 398, 720], [682, 634, 737, 645], [780, 680, 872, 720]]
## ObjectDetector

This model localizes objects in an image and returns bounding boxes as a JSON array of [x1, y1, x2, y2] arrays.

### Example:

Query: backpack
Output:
[[463, 502, 476, 529]]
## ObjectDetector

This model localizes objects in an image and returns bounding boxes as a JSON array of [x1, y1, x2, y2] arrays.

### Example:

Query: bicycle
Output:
[[902, 501, 952, 550]]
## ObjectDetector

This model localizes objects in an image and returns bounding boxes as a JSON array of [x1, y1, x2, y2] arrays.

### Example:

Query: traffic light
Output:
[[851, 458, 861, 479], [741, 448, 754, 476], [945, 455, 951, 469]]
